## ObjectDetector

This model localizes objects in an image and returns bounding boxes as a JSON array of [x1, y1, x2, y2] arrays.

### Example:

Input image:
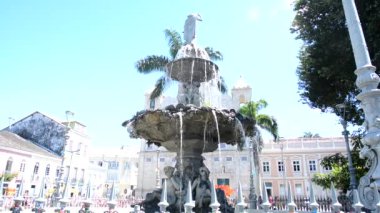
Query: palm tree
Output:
[[135, 29, 226, 100], [239, 99, 279, 145], [239, 99, 278, 207]]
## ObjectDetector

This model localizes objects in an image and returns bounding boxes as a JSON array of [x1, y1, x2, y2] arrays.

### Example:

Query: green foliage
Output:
[[302, 132, 320, 138], [135, 29, 226, 100], [239, 100, 279, 142], [0, 172, 18, 181], [311, 129, 368, 192], [291, 0, 380, 125]]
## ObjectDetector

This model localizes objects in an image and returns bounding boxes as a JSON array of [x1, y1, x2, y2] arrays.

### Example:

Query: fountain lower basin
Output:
[[123, 105, 244, 153]]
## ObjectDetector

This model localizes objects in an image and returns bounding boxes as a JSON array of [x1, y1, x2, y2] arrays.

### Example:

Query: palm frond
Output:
[[150, 76, 170, 99], [164, 29, 183, 59], [135, 55, 170, 74], [239, 102, 258, 118], [255, 99, 268, 111], [256, 114, 279, 141], [205, 47, 223, 61]]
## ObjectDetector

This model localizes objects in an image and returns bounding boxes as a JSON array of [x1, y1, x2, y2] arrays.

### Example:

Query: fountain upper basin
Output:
[[166, 58, 218, 83]]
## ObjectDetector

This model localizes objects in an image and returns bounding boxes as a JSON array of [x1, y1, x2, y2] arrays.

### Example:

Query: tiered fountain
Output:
[[123, 14, 251, 213]]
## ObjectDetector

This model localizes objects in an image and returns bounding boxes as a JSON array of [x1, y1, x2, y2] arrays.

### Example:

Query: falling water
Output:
[[190, 59, 195, 85], [202, 116, 209, 153], [168, 61, 174, 79], [211, 110, 222, 172], [216, 65, 222, 108], [178, 111, 184, 210]]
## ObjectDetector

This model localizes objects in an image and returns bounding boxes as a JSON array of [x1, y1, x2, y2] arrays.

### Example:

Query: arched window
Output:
[[5, 157, 13, 173], [239, 94, 245, 104], [19, 160, 26, 172], [45, 164, 50, 176], [33, 162, 39, 175]]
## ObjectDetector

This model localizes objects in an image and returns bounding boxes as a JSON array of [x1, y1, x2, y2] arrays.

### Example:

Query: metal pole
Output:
[[341, 119, 357, 190], [281, 141, 286, 197], [248, 137, 257, 209], [156, 149, 161, 188], [341, 0, 380, 209]]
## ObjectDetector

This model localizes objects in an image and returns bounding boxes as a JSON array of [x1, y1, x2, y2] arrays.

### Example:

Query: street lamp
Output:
[[280, 138, 286, 197], [156, 149, 161, 188], [248, 137, 257, 209], [336, 103, 357, 190]]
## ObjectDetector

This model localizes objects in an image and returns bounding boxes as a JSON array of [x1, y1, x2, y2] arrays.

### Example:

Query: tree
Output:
[[291, 0, 379, 193], [239, 99, 279, 152], [302, 132, 320, 138], [311, 129, 368, 192], [291, 0, 380, 124], [0, 173, 18, 182], [135, 29, 226, 100]]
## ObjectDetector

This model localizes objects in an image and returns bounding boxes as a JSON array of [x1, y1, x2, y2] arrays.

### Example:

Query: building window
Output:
[[214, 157, 220, 162], [262, 161, 270, 173], [278, 161, 284, 172], [19, 160, 26, 172], [56, 167, 60, 178], [5, 157, 13, 173], [45, 164, 50, 176], [309, 160, 316, 172], [34, 162, 40, 174], [293, 161, 300, 172], [279, 184, 286, 196], [295, 183, 302, 195], [160, 157, 165, 162], [239, 95, 245, 104], [324, 164, 332, 171], [109, 161, 119, 169], [145, 158, 152, 162], [241, 156, 248, 161], [217, 178, 230, 185], [226, 157, 232, 161]]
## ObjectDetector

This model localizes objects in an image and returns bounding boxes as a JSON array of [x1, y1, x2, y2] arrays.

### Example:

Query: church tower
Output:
[[231, 76, 252, 110]]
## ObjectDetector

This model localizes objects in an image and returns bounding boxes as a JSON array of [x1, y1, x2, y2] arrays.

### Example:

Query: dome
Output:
[[233, 76, 251, 89]]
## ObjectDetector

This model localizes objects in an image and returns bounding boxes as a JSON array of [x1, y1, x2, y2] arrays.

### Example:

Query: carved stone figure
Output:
[[192, 166, 211, 209], [184, 13, 202, 44], [177, 82, 201, 106], [164, 166, 181, 206]]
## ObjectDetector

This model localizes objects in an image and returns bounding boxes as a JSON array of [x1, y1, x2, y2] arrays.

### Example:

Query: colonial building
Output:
[[134, 136, 346, 199], [0, 131, 62, 196], [2, 111, 91, 198], [87, 146, 139, 198]]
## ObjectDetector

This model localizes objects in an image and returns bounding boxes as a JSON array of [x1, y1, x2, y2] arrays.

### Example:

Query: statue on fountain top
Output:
[[184, 13, 202, 44]]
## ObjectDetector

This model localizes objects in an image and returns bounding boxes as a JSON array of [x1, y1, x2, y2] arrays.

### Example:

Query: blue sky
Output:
[[0, 0, 347, 148]]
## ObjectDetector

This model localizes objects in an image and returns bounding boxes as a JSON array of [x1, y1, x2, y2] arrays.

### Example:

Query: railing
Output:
[[0, 196, 143, 211]]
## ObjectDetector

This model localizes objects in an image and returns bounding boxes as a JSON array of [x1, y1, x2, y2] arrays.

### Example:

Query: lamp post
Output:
[[156, 149, 161, 188], [340, 0, 380, 208], [62, 149, 81, 196], [248, 137, 257, 209], [280, 138, 286, 197], [336, 104, 357, 190]]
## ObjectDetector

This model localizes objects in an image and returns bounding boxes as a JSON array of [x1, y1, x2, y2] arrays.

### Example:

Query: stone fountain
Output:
[[123, 14, 249, 213]]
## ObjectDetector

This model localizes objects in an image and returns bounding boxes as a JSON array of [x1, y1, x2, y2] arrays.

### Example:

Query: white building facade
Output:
[[0, 131, 62, 197]]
